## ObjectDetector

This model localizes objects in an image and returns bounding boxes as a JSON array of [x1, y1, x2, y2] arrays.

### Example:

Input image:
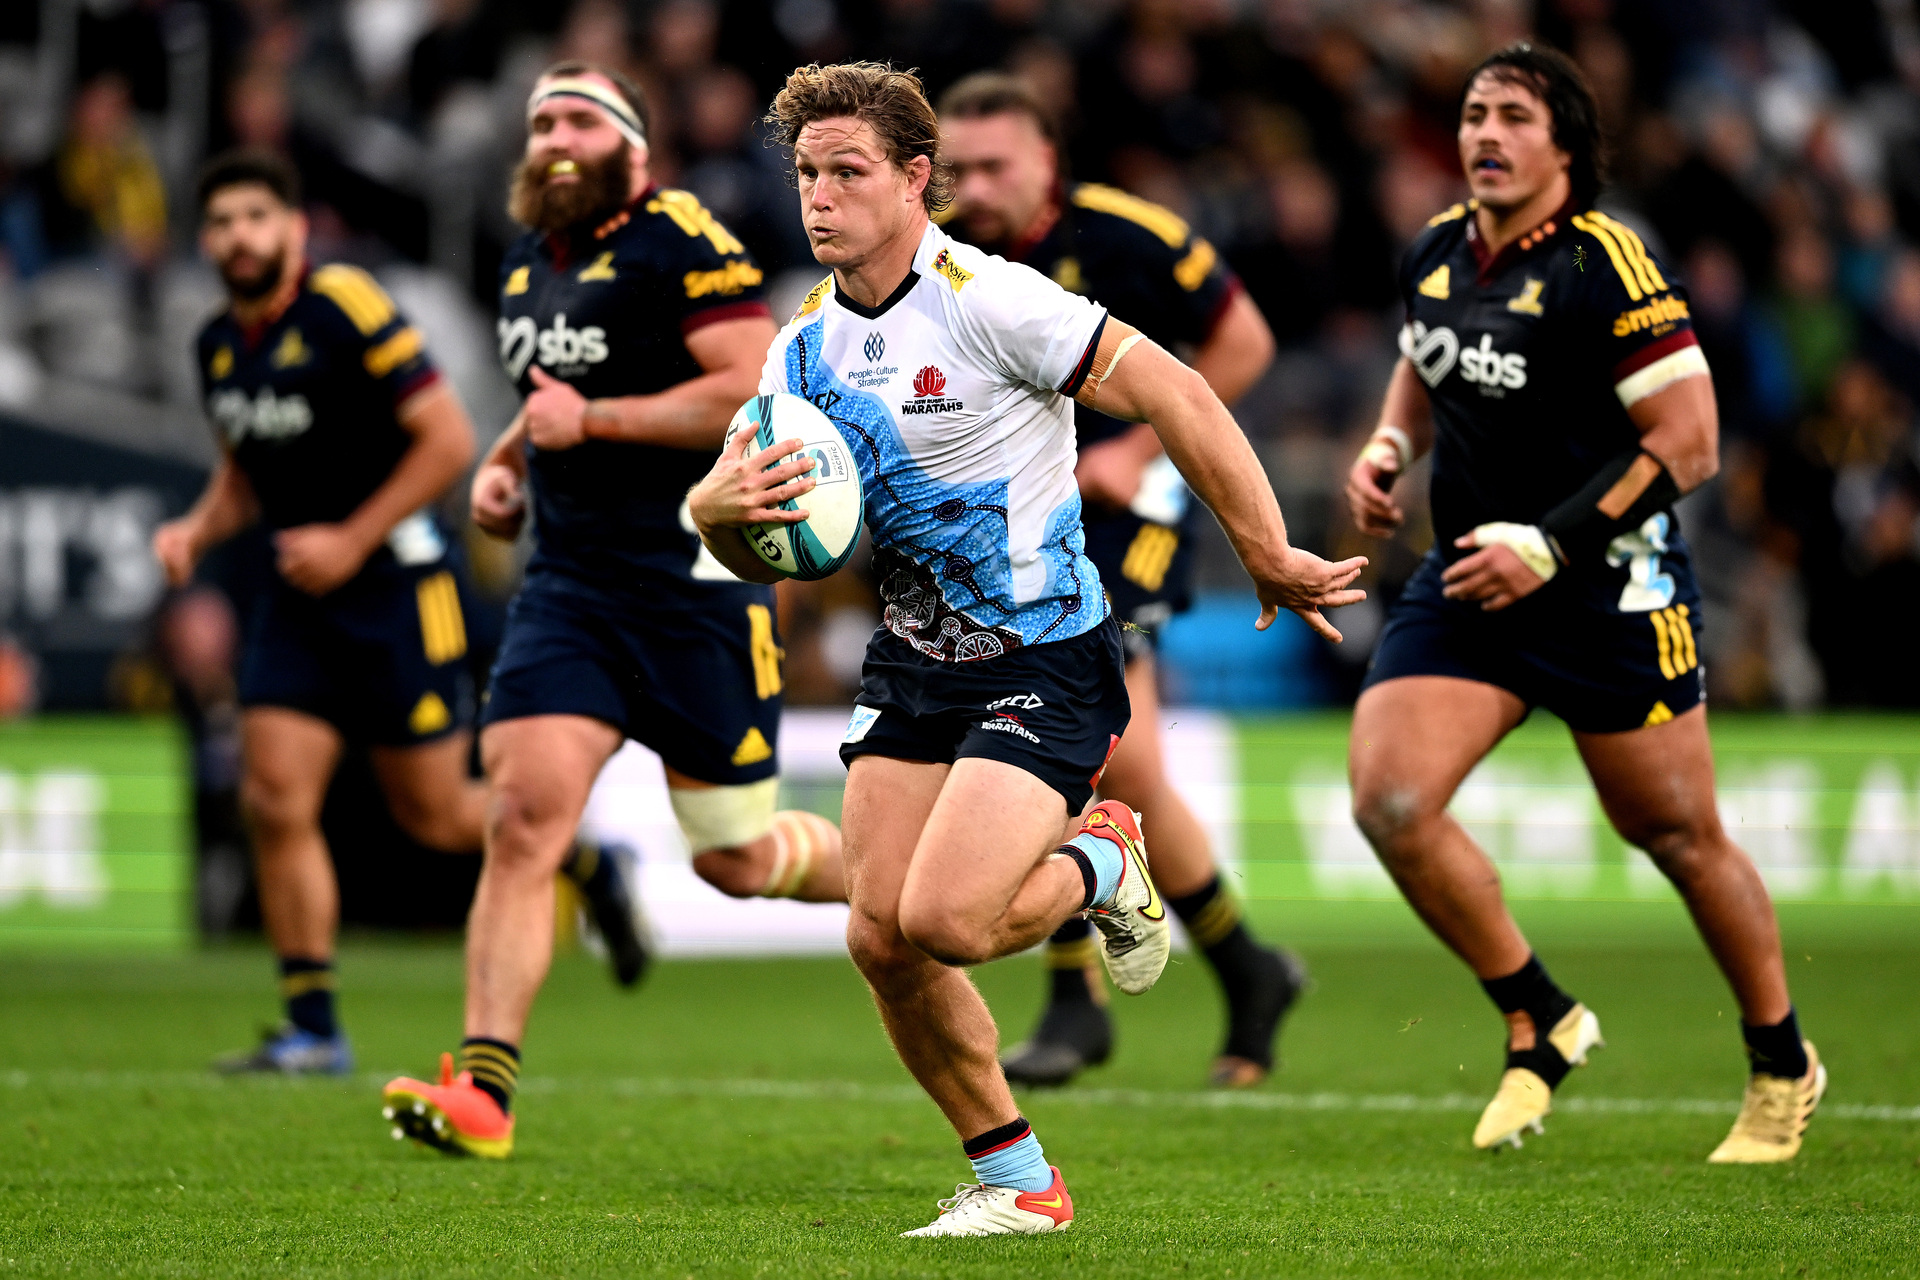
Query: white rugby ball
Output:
[[722, 392, 864, 581]]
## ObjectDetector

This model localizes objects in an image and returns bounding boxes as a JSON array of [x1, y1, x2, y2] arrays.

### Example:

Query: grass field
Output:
[[5, 898, 1919, 1278]]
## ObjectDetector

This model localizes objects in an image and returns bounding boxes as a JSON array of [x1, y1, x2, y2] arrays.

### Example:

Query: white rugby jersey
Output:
[[760, 223, 1110, 662]]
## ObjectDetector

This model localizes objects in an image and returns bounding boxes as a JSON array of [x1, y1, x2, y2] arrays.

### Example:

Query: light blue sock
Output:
[[1063, 830, 1123, 907], [967, 1127, 1052, 1192]]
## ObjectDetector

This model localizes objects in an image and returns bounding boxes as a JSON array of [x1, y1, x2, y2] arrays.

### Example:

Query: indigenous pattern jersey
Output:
[[761, 223, 1110, 662], [197, 263, 440, 531], [1399, 201, 1707, 613], [496, 188, 771, 586], [994, 182, 1240, 451]]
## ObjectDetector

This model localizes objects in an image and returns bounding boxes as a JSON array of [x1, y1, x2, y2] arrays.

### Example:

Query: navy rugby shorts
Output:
[[839, 616, 1131, 812], [1361, 550, 1706, 734], [1081, 507, 1195, 661], [239, 557, 475, 746], [480, 572, 784, 786]]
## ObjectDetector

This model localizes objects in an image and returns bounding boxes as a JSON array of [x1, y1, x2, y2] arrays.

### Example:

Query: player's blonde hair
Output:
[[765, 62, 955, 214]]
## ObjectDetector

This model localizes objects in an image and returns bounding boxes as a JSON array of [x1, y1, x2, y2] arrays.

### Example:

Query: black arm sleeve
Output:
[[1539, 447, 1681, 567]]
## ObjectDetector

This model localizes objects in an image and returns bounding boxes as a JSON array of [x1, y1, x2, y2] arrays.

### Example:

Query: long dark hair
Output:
[[1459, 42, 1607, 207]]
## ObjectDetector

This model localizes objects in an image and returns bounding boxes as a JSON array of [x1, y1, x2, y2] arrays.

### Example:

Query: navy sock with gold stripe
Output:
[[279, 957, 337, 1038], [1169, 876, 1260, 988], [1043, 916, 1101, 1004], [460, 1037, 520, 1113]]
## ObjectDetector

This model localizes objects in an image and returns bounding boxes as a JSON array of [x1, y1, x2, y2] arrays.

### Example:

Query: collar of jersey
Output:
[[1466, 195, 1575, 283], [833, 267, 921, 320]]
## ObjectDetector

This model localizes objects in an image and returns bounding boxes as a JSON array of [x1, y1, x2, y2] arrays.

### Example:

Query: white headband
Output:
[[528, 76, 647, 150]]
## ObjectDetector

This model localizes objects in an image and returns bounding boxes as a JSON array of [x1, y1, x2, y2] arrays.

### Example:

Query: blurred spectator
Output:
[[41, 72, 168, 270]]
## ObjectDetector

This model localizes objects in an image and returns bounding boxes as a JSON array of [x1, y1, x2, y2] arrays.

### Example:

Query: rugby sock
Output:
[[1480, 954, 1580, 1087], [1170, 875, 1261, 988], [459, 1037, 520, 1114], [1742, 1008, 1809, 1080], [560, 839, 603, 889], [1044, 917, 1102, 1005], [1060, 832, 1123, 910], [279, 958, 337, 1038], [962, 1117, 1052, 1193]]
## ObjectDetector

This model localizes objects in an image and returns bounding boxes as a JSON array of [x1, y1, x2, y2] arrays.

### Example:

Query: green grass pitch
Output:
[[4, 899, 1919, 1278]]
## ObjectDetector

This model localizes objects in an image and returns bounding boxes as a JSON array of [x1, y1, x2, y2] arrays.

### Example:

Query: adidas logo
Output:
[[1417, 265, 1450, 299]]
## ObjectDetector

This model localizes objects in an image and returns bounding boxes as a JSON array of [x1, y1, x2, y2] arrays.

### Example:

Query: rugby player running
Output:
[[1344, 43, 1823, 1161], [938, 72, 1307, 1090], [153, 150, 593, 1073], [690, 62, 1363, 1236], [381, 62, 846, 1159]]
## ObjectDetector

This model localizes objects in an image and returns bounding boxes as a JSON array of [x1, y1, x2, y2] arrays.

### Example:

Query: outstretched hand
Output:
[[687, 426, 817, 535], [1251, 546, 1369, 642]]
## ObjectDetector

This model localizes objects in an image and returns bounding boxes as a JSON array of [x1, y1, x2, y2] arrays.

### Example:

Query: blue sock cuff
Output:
[[1064, 831, 1123, 908], [965, 1122, 1052, 1193]]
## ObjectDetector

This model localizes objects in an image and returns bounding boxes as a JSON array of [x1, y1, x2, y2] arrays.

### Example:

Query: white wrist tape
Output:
[[1362, 424, 1414, 472], [1466, 522, 1559, 582]]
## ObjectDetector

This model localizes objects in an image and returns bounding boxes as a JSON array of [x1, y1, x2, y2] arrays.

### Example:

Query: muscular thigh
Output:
[[480, 714, 621, 831], [902, 757, 1070, 928], [841, 755, 949, 927], [241, 707, 343, 811], [1349, 676, 1527, 829], [1574, 704, 1722, 850]]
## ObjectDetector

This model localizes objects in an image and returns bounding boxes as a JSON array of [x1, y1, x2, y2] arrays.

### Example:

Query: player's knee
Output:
[[1352, 781, 1431, 857], [896, 900, 992, 967], [483, 785, 569, 872], [692, 846, 768, 899], [1630, 817, 1727, 886], [846, 911, 920, 984], [239, 772, 318, 845]]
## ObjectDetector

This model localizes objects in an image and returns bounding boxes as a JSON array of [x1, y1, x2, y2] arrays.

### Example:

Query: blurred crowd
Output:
[[2, 0, 1920, 710]]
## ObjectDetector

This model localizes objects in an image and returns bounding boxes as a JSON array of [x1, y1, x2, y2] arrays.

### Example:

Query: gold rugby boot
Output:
[[1707, 1040, 1825, 1164], [1472, 1003, 1604, 1150]]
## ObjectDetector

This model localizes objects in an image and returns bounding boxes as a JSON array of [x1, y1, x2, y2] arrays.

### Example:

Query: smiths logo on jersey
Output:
[[902, 365, 964, 415]]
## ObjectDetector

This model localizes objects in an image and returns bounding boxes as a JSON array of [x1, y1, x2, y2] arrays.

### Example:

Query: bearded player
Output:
[[938, 72, 1307, 1090], [381, 62, 847, 1159], [1345, 43, 1823, 1161], [690, 62, 1363, 1236]]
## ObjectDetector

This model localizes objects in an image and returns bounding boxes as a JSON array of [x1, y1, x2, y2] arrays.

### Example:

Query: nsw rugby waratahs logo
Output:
[[902, 365, 962, 415]]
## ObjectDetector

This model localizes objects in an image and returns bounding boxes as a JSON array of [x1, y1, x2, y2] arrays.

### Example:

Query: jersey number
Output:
[[747, 604, 783, 700], [1605, 513, 1676, 613]]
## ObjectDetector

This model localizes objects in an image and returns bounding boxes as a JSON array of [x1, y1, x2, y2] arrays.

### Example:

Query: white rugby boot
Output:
[[900, 1166, 1073, 1237], [1079, 801, 1171, 996]]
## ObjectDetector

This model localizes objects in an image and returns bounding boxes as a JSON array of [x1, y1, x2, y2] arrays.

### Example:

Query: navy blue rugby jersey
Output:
[[496, 188, 771, 586], [196, 263, 440, 531], [951, 183, 1240, 451], [1398, 201, 1707, 605]]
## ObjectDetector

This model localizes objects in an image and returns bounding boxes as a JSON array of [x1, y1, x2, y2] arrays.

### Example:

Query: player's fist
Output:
[[274, 523, 373, 596], [688, 428, 817, 534], [471, 463, 526, 540], [1251, 544, 1368, 643], [1345, 450, 1404, 537], [151, 519, 200, 587], [524, 366, 590, 450], [1442, 526, 1553, 612]]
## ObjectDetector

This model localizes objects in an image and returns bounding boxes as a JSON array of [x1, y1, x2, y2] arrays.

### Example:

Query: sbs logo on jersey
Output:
[[1398, 322, 1526, 394], [208, 387, 313, 443], [496, 311, 608, 381], [902, 365, 964, 415]]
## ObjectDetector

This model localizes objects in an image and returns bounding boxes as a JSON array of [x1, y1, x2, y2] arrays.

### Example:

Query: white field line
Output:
[[3, 1069, 1916, 1123]]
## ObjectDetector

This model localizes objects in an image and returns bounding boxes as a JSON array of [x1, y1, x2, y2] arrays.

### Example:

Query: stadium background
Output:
[[2, 0, 1920, 946]]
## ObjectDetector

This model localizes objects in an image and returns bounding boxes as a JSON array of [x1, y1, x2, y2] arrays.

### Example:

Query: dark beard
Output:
[[221, 248, 285, 300], [508, 142, 632, 232]]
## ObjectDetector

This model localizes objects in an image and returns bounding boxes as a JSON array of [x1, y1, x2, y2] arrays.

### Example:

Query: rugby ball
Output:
[[722, 392, 864, 580]]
